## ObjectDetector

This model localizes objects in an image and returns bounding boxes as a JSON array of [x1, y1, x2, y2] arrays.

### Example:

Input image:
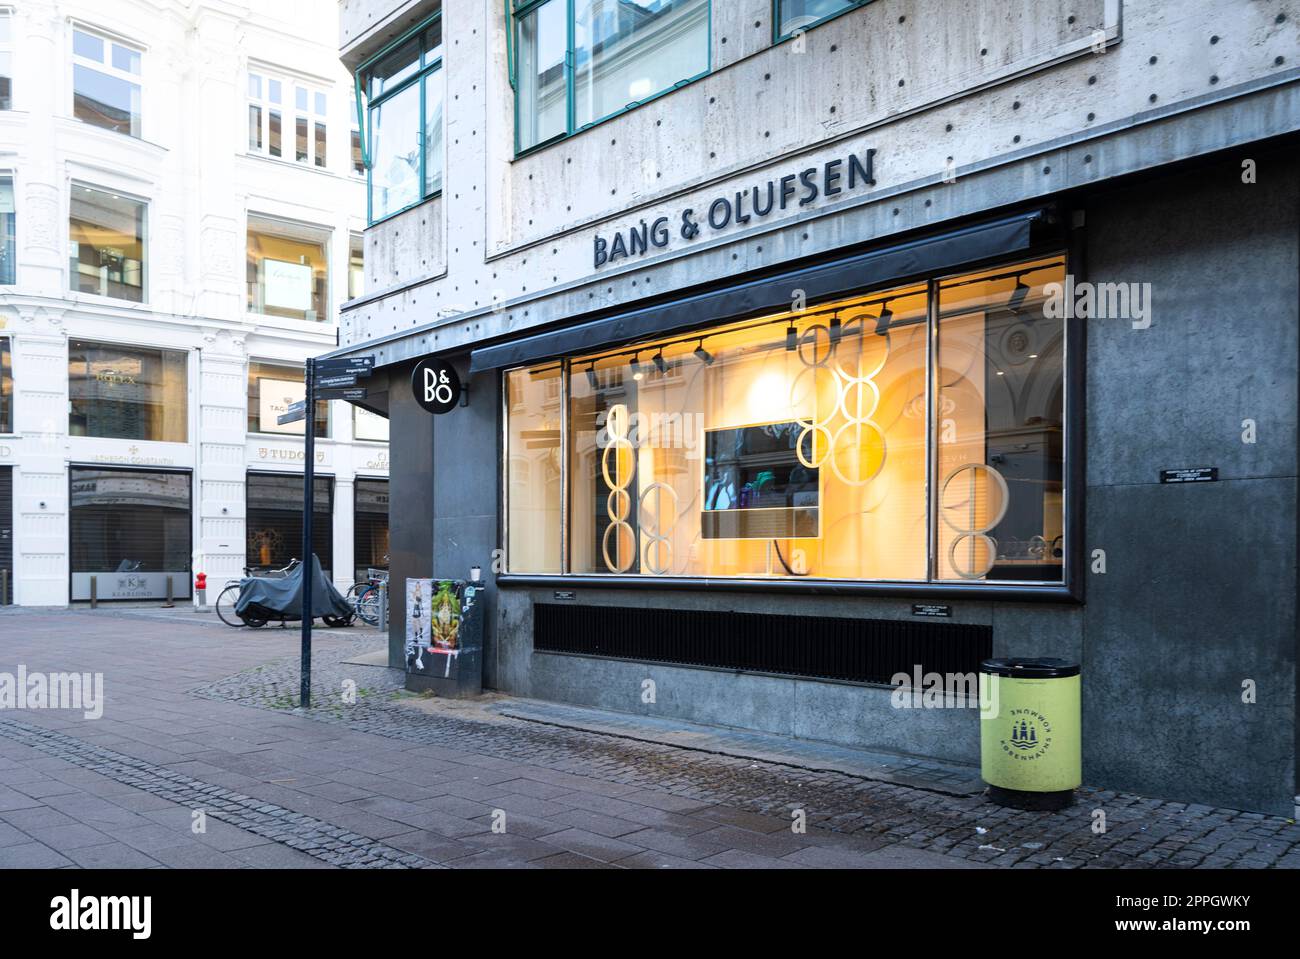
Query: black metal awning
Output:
[[469, 207, 1051, 373]]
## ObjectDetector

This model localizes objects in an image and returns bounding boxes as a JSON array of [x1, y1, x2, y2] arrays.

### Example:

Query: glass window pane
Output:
[[0, 52, 11, 112], [73, 29, 103, 62], [296, 115, 308, 162], [934, 258, 1066, 583], [348, 233, 364, 299], [367, 36, 419, 98], [111, 43, 141, 75], [0, 12, 10, 45], [246, 218, 329, 322], [295, 85, 308, 111], [351, 128, 364, 175], [248, 72, 262, 98], [0, 175, 14, 285], [506, 364, 563, 573], [268, 78, 281, 103], [68, 184, 146, 302], [1, 338, 13, 434], [73, 64, 142, 137], [314, 121, 327, 168], [268, 109, 281, 156], [777, 0, 863, 37], [246, 361, 328, 437], [314, 91, 327, 115], [572, 0, 708, 131], [368, 81, 420, 219], [423, 71, 443, 195], [422, 19, 443, 65], [353, 478, 390, 580], [246, 472, 333, 573], [248, 103, 262, 150], [67, 340, 187, 442], [516, 0, 567, 151]]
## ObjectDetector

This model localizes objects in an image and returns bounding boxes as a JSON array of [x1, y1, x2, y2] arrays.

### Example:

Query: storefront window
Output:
[[775, 0, 870, 39], [246, 472, 333, 573], [354, 477, 389, 580], [515, 0, 710, 153], [69, 183, 146, 302], [68, 340, 187, 442], [69, 467, 191, 600], [247, 360, 329, 437], [0, 174, 13, 284], [246, 215, 329, 322], [354, 405, 388, 441], [71, 27, 142, 137], [0, 337, 11, 434], [361, 15, 443, 222], [504, 255, 1067, 584]]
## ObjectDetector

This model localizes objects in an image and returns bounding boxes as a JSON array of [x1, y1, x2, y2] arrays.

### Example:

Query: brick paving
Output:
[[0, 607, 1297, 869]]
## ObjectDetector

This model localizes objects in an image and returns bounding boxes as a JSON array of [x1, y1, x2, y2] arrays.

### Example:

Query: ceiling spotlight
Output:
[[694, 340, 714, 366], [875, 301, 893, 336], [652, 351, 668, 374], [630, 354, 644, 380], [1008, 277, 1031, 313], [585, 364, 599, 390], [786, 324, 798, 351], [829, 314, 842, 343]]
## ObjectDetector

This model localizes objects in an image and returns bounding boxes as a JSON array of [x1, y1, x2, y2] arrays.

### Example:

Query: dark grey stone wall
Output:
[[1081, 147, 1299, 814]]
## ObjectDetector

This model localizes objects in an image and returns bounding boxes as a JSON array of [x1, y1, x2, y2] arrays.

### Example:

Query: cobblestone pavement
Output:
[[1, 608, 1298, 869]]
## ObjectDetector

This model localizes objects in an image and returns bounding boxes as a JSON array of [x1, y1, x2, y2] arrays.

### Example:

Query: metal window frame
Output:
[[357, 12, 445, 226], [511, 0, 713, 158], [499, 248, 1080, 601], [771, 0, 874, 44]]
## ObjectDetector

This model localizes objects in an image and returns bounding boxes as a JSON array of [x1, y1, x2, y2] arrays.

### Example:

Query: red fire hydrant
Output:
[[194, 572, 207, 608]]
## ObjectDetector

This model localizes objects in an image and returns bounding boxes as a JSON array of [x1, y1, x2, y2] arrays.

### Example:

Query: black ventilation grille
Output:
[[532, 603, 992, 686]]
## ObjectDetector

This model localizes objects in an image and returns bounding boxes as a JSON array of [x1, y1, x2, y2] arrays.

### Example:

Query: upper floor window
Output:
[[246, 215, 330, 323], [512, 0, 710, 154], [69, 183, 146, 303], [0, 174, 13, 285], [0, 10, 13, 110], [350, 92, 364, 176], [775, 0, 869, 39], [347, 232, 364, 300], [68, 339, 187, 443], [248, 70, 328, 168], [358, 14, 443, 222], [71, 26, 141, 137]]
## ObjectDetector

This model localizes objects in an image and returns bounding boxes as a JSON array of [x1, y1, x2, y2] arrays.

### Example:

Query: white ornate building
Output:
[[0, 0, 386, 606]]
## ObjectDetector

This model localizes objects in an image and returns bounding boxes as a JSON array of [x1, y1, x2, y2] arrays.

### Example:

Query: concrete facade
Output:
[[0, 0, 386, 605], [333, 0, 1300, 814]]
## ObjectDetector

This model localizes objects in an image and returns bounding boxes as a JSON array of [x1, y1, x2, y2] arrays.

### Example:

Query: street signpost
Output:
[[299, 354, 374, 709]]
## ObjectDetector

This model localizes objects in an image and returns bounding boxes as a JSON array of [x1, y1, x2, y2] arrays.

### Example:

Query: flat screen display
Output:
[[702, 421, 819, 540]]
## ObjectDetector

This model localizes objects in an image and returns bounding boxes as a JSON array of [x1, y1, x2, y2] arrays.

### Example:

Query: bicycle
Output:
[[215, 559, 301, 629], [347, 568, 388, 626]]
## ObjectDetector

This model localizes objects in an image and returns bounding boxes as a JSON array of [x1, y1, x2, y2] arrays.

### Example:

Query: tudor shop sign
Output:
[[594, 149, 876, 268]]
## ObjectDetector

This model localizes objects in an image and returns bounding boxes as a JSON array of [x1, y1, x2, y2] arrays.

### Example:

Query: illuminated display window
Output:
[[68, 339, 187, 442], [246, 360, 329, 438], [504, 255, 1067, 584], [246, 215, 330, 322]]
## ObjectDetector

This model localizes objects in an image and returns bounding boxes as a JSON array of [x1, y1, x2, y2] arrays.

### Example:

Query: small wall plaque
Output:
[[912, 604, 952, 618], [1160, 467, 1218, 484], [553, 590, 577, 601]]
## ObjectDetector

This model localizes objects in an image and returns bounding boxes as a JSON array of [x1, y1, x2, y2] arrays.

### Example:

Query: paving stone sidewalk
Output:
[[1, 607, 1297, 869]]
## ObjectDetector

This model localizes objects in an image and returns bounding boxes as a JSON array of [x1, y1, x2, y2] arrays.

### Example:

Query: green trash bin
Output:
[[980, 658, 1081, 810]]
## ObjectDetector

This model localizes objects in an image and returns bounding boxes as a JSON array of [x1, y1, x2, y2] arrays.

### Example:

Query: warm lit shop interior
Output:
[[506, 256, 1067, 584]]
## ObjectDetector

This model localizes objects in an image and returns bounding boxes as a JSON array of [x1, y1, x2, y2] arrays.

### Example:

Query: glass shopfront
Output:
[[69, 466, 191, 601], [245, 472, 333, 574], [504, 255, 1066, 585], [68, 339, 188, 442], [354, 477, 390, 581]]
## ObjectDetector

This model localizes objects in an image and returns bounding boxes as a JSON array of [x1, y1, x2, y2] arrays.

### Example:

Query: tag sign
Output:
[[1160, 467, 1218, 484], [412, 358, 461, 414], [912, 604, 951, 618]]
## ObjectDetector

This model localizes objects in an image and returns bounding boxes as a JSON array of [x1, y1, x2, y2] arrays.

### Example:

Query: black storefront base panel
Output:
[[532, 603, 993, 687]]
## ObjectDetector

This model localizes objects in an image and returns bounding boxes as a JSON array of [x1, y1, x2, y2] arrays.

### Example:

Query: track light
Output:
[[629, 354, 644, 380], [585, 364, 599, 390], [829, 314, 842, 343], [652, 351, 668, 374], [874, 301, 893, 336], [786, 324, 798, 351], [694, 340, 714, 366], [1008, 277, 1030, 313]]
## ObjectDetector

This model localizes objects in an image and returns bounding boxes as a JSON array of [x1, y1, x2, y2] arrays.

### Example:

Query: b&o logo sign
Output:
[[412, 358, 461, 414]]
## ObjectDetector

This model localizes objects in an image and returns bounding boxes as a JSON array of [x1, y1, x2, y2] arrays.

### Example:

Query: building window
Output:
[[348, 232, 364, 300], [350, 92, 365, 176], [353, 405, 388, 442], [513, 0, 710, 154], [246, 472, 333, 573], [246, 215, 329, 322], [0, 336, 11, 434], [71, 26, 142, 137], [0, 10, 13, 111], [775, 0, 870, 39], [504, 255, 1067, 584], [69, 183, 146, 302], [69, 467, 192, 601], [0, 174, 13, 284], [68, 340, 187, 442], [247, 360, 328, 438], [358, 14, 443, 222], [354, 477, 389, 580], [248, 70, 328, 168]]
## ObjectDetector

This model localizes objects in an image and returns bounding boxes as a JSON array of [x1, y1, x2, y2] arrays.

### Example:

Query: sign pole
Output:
[[300, 357, 315, 709]]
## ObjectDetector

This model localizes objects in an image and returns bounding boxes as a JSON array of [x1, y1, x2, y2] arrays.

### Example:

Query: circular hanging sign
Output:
[[411, 358, 461, 414]]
